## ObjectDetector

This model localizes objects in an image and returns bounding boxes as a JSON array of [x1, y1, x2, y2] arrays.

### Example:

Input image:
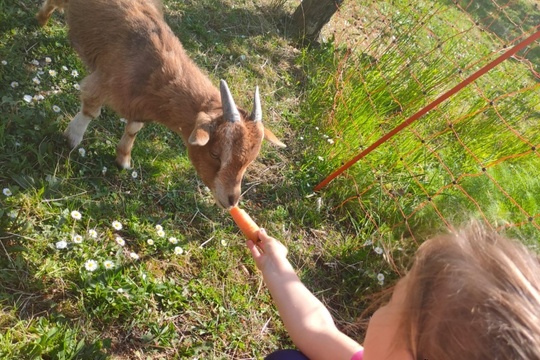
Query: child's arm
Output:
[[247, 229, 363, 360]]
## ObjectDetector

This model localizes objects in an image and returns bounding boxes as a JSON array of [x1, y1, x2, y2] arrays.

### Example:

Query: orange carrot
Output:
[[229, 206, 260, 242]]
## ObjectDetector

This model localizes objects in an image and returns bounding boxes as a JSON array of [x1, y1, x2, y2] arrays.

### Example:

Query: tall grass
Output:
[[295, 0, 540, 247]]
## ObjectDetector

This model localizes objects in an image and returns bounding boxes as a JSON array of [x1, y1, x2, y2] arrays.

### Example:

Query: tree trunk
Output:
[[291, 0, 344, 45]]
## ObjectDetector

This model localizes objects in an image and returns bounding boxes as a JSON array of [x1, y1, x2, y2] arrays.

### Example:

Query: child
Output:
[[246, 223, 540, 360]]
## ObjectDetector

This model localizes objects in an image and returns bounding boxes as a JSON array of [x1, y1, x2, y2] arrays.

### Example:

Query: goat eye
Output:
[[210, 152, 219, 160]]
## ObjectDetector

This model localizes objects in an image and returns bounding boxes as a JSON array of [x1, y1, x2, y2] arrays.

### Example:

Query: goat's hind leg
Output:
[[116, 121, 144, 169], [36, 0, 67, 27], [64, 73, 103, 149]]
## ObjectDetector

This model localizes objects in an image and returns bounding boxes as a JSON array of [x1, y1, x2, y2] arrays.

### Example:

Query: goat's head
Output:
[[187, 80, 285, 209]]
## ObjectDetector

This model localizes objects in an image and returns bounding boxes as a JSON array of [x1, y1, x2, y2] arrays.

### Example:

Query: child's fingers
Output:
[[247, 239, 263, 259]]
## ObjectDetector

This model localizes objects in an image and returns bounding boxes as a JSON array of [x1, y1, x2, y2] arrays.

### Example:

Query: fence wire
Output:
[[314, 0, 540, 249]]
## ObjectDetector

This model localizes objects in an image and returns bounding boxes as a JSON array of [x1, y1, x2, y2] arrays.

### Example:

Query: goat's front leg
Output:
[[116, 121, 144, 169], [64, 73, 103, 148]]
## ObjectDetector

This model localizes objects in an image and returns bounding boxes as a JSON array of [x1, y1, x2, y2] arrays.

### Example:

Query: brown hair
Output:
[[401, 222, 540, 360]]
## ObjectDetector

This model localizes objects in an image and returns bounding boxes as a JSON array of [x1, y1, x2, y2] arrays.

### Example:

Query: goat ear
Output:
[[264, 127, 286, 148], [188, 112, 213, 146]]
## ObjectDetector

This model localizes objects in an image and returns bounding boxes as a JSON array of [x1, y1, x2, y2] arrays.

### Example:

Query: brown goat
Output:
[[37, 0, 285, 208]]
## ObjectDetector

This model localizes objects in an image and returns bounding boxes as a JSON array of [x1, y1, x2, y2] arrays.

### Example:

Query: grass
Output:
[[0, 0, 539, 358]]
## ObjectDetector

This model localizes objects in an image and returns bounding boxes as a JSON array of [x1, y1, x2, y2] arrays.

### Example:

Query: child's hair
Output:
[[400, 222, 540, 360]]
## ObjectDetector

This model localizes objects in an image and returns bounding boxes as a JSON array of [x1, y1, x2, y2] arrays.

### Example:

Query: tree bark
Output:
[[291, 0, 344, 45]]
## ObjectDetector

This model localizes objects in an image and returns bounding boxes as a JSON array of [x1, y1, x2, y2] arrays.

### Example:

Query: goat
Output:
[[36, 0, 285, 209]]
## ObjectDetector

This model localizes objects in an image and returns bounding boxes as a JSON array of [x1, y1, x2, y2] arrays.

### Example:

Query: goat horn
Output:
[[220, 80, 240, 122], [250, 86, 262, 122]]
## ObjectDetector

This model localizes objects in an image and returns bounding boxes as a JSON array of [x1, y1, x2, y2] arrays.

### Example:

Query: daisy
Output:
[[174, 246, 184, 255], [32, 77, 41, 85], [155, 224, 163, 232], [31, 59, 39, 66], [52, 105, 61, 113], [168, 237, 178, 244], [377, 273, 385, 282], [23, 95, 33, 103], [72, 234, 83, 244], [157, 229, 165, 238], [84, 259, 98, 272], [10, 81, 18, 88], [115, 236, 125, 246], [221, 239, 228, 246], [146, 239, 154, 245], [78, 148, 86, 157], [3, 188, 12, 196], [62, 65, 68, 71], [45, 57, 52, 63], [73, 83, 80, 90], [48, 70, 57, 77], [102, 166, 107, 175], [55, 240, 68, 249], [71, 69, 79, 77], [129, 252, 139, 260], [70, 210, 82, 220], [34, 94, 45, 101], [103, 260, 115, 269], [112, 220, 123, 230], [1, 60, 7, 65], [131, 171, 138, 179], [374, 246, 384, 255], [88, 229, 98, 239]]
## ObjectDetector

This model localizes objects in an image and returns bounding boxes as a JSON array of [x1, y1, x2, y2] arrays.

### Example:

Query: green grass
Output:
[[1, 0, 539, 358]]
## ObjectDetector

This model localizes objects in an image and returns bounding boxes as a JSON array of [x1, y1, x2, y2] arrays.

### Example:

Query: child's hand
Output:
[[246, 228, 290, 275]]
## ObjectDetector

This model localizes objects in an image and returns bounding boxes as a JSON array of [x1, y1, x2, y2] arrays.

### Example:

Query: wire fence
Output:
[[310, 0, 540, 250]]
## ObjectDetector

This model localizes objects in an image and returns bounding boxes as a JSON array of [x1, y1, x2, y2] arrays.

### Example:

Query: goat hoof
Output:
[[116, 156, 131, 170], [64, 130, 83, 149]]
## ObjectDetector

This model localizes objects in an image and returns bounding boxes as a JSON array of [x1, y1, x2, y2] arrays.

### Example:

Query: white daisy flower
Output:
[[374, 246, 384, 255], [88, 229, 98, 238], [23, 95, 33, 103], [78, 148, 86, 157], [73, 83, 80, 90], [70, 210, 82, 220], [168, 237, 178, 244], [377, 273, 385, 282], [52, 105, 61, 113], [72, 234, 83, 244], [103, 260, 115, 269], [157, 229, 165, 238], [48, 70, 57, 77], [33, 77, 41, 85], [34, 94, 45, 101], [131, 171, 138, 179], [1, 60, 7, 65], [155, 224, 163, 232], [147, 239, 154, 245], [84, 259, 98, 272], [115, 236, 125, 246], [71, 69, 79, 77], [31, 59, 39, 66], [327, 138, 334, 144], [221, 239, 228, 246], [10, 81, 19, 88], [112, 221, 123, 230], [102, 166, 107, 175], [62, 65, 68, 71], [45, 57, 52, 63], [55, 240, 68, 249], [3, 188, 12, 196], [318, 156, 324, 161], [129, 252, 139, 260], [174, 246, 184, 255]]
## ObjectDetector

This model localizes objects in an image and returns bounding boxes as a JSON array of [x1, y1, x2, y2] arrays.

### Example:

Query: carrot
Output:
[[229, 206, 260, 242]]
